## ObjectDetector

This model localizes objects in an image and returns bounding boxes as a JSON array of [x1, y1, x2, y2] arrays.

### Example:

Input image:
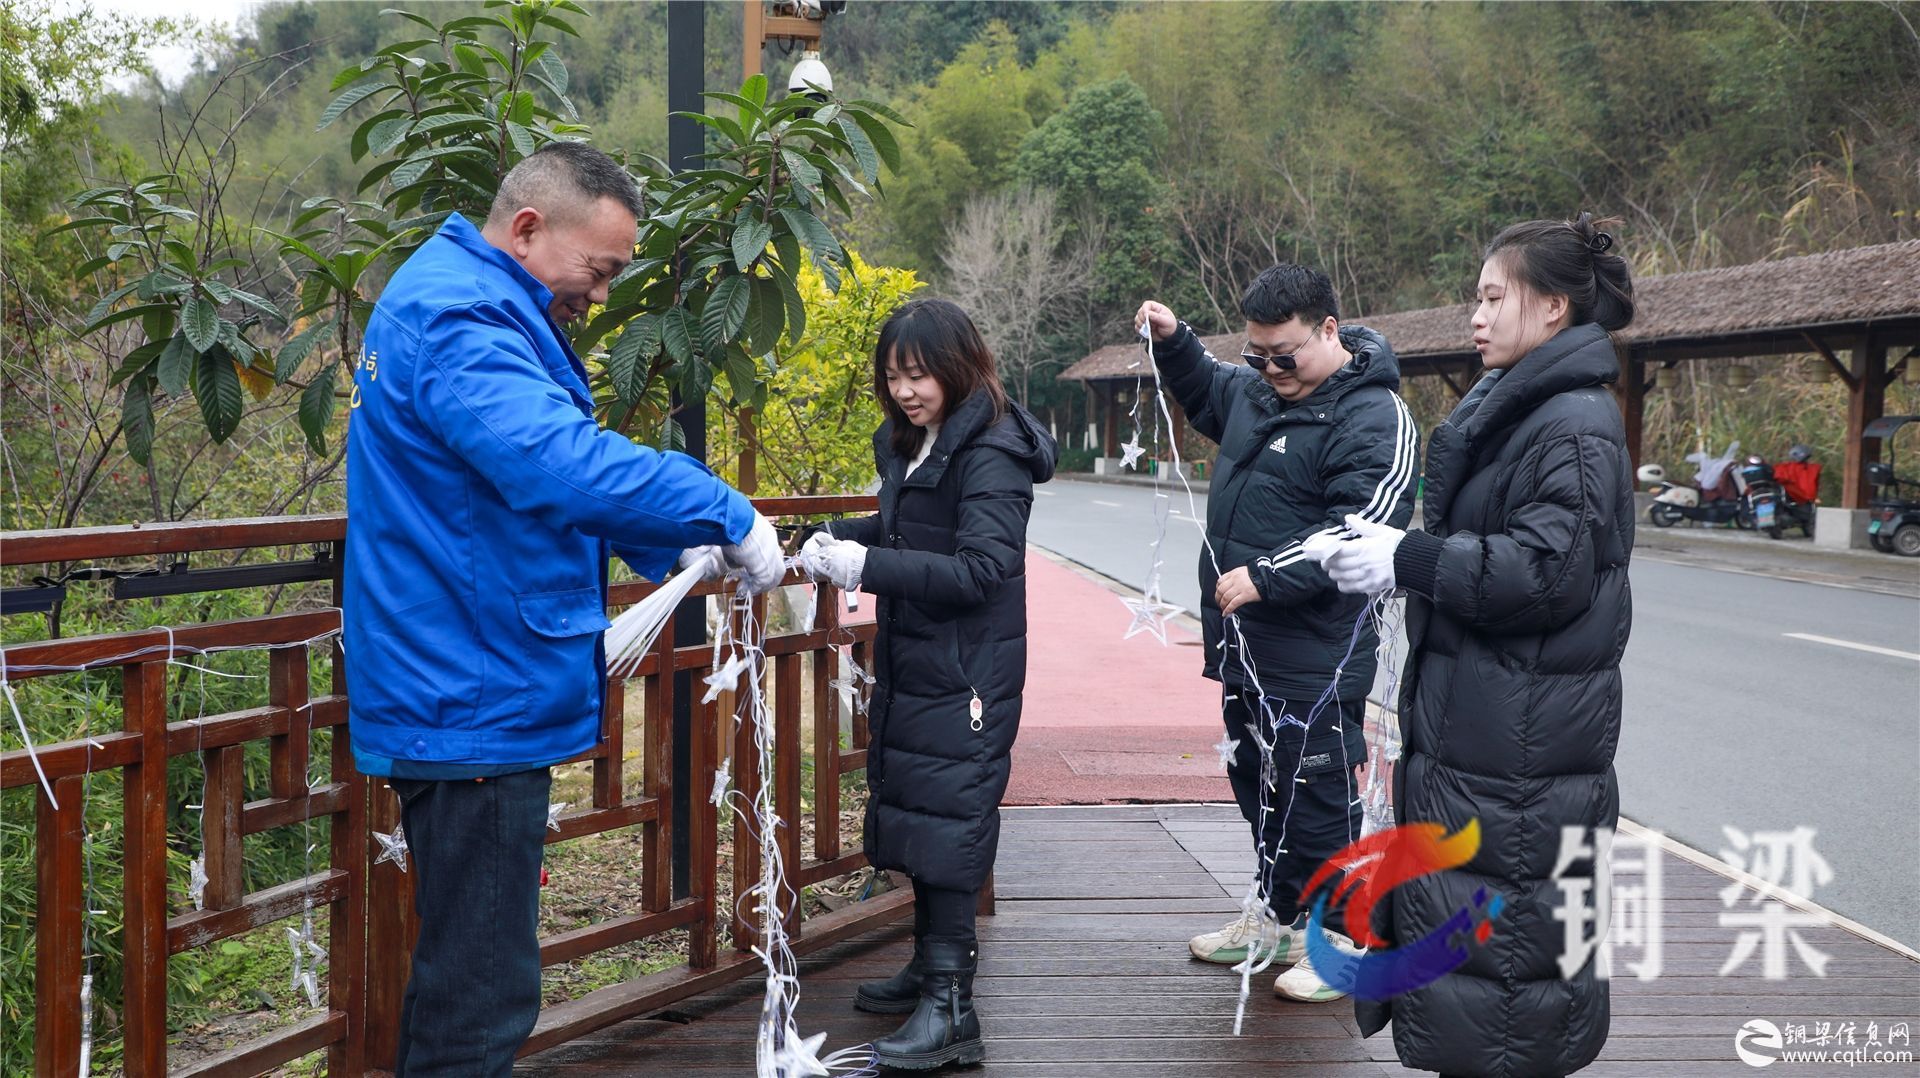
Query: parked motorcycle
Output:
[[1638, 463, 1754, 529], [1740, 451, 1817, 539]]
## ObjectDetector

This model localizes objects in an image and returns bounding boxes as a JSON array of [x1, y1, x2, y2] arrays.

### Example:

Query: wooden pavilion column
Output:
[[1102, 382, 1119, 457], [1615, 345, 1647, 472], [1843, 333, 1889, 509]]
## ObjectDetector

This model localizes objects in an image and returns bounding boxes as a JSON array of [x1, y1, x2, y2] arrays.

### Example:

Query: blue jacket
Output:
[[343, 213, 753, 774]]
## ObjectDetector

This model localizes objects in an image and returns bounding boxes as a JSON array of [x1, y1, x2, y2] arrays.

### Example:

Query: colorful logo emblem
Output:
[[1300, 819, 1505, 1000]]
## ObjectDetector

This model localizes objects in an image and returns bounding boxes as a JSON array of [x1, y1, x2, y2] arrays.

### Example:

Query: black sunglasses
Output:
[[1240, 343, 1307, 372]]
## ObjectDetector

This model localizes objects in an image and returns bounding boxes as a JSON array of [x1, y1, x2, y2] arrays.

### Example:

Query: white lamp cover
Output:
[[789, 51, 832, 94]]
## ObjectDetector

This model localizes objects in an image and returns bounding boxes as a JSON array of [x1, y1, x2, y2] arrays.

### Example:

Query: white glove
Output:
[[1299, 530, 1344, 567], [799, 534, 866, 592], [676, 545, 723, 581], [721, 511, 785, 595], [1322, 514, 1405, 595]]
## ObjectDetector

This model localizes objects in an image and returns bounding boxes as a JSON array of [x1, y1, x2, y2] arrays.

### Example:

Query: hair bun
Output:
[[1587, 231, 1613, 254]]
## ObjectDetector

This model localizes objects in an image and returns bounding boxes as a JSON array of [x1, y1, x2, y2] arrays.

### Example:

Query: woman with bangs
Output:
[[799, 297, 1057, 1070], [1316, 213, 1637, 1077]]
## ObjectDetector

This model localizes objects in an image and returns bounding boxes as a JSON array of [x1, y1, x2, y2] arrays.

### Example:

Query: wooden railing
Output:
[[1, 497, 917, 1075]]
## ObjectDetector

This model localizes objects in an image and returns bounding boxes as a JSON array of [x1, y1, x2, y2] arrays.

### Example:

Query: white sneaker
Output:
[[1188, 909, 1302, 966], [1273, 929, 1359, 1002]]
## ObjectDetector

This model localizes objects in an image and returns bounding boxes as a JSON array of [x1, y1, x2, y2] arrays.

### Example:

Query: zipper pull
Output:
[[968, 689, 984, 732]]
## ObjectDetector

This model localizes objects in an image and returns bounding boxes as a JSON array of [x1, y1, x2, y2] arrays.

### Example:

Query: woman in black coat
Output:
[[799, 298, 1056, 1071], [1318, 214, 1636, 1078]]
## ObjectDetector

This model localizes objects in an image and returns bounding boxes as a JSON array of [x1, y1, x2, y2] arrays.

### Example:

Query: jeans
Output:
[[1221, 692, 1364, 927], [390, 768, 551, 1076]]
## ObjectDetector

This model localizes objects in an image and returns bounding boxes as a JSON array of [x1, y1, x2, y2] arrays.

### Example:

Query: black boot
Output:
[[871, 935, 984, 1070], [855, 938, 923, 1014]]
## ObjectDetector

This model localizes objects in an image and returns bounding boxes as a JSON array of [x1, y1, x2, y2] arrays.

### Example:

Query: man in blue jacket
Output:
[[344, 142, 783, 1075]]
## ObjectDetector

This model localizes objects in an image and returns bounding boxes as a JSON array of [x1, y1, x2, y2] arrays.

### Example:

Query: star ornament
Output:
[[547, 801, 570, 832], [187, 854, 210, 910], [1121, 593, 1184, 645], [772, 1025, 831, 1078], [1213, 733, 1240, 772], [373, 826, 410, 872], [703, 654, 751, 704], [1119, 436, 1147, 470]]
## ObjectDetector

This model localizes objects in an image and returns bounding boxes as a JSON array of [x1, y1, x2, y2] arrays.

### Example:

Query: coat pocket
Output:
[[506, 586, 611, 726]]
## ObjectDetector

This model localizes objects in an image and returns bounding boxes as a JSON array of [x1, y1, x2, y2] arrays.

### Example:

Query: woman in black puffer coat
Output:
[[1319, 214, 1636, 1078], [799, 298, 1056, 1071]]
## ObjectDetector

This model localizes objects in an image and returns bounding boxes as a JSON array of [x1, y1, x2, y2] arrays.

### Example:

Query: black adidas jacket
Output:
[[1153, 321, 1418, 706]]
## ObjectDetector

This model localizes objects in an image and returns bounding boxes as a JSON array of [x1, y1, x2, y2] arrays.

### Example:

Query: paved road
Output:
[[1031, 477, 1920, 948]]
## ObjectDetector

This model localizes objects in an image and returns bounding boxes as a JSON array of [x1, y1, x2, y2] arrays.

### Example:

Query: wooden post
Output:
[[364, 781, 413, 1070], [36, 776, 84, 1076], [1618, 345, 1646, 473], [1102, 383, 1119, 457], [1844, 335, 1889, 509], [121, 660, 170, 1077]]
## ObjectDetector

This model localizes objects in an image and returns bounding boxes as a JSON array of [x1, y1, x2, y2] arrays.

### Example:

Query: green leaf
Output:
[[45, 215, 121, 237], [506, 90, 535, 125], [276, 318, 336, 383], [607, 319, 657, 402], [453, 43, 489, 77], [108, 336, 169, 388], [779, 148, 821, 190], [741, 73, 769, 109], [182, 297, 220, 352], [777, 207, 838, 264], [84, 282, 140, 327], [771, 263, 807, 344], [505, 121, 537, 158], [661, 306, 693, 363], [732, 214, 773, 272], [299, 363, 338, 455], [156, 333, 196, 396], [835, 115, 882, 183], [319, 81, 385, 130], [122, 378, 155, 465], [703, 275, 750, 345], [193, 346, 244, 444], [747, 275, 785, 356], [533, 50, 569, 94], [847, 111, 902, 172], [368, 116, 415, 156], [849, 98, 913, 127]]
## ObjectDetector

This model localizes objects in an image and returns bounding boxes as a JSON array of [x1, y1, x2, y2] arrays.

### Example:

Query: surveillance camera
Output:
[[772, 0, 846, 19], [788, 50, 832, 96]]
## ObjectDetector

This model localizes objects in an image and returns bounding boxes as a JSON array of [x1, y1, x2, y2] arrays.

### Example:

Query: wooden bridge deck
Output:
[[517, 804, 1920, 1077]]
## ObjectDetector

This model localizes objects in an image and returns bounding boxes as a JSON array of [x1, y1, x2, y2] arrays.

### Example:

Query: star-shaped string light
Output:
[[703, 653, 751, 703], [373, 825, 409, 871], [1119, 436, 1147, 471], [772, 1024, 831, 1077], [546, 801, 569, 832], [187, 854, 209, 910], [1121, 579, 1183, 645], [287, 915, 328, 1008], [828, 655, 875, 714], [710, 761, 732, 807], [1213, 733, 1240, 772]]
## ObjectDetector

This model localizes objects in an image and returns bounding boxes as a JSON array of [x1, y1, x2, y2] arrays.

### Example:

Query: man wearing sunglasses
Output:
[[1134, 264, 1417, 1005]]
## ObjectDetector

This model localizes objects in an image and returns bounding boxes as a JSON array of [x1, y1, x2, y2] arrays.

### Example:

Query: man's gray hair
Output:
[[486, 142, 643, 227]]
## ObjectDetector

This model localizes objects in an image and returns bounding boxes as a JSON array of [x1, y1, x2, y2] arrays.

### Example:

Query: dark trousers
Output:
[[1221, 691, 1364, 928], [911, 877, 978, 945], [390, 768, 552, 1077]]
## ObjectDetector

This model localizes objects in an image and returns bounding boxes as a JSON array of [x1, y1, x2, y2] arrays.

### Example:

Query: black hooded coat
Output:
[[827, 390, 1058, 891], [1358, 322, 1635, 1078]]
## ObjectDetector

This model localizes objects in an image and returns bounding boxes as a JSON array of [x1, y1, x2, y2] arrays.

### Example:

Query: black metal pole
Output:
[[667, 0, 707, 901]]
